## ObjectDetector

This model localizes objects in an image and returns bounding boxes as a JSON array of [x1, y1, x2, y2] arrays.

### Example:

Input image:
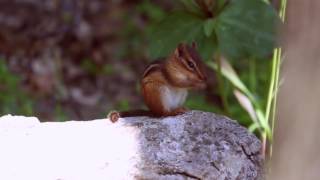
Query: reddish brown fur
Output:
[[108, 43, 207, 122], [164, 44, 207, 89], [141, 70, 168, 116]]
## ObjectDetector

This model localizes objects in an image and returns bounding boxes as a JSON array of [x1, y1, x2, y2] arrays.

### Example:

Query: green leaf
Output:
[[185, 94, 222, 113], [248, 123, 259, 132], [215, 0, 281, 59], [0, 59, 34, 116], [148, 12, 216, 61], [148, 12, 202, 58], [195, 33, 216, 61], [208, 59, 252, 97], [204, 18, 216, 37], [117, 100, 130, 111], [137, 0, 166, 21], [233, 89, 258, 124], [208, 59, 272, 139], [179, 0, 203, 15]]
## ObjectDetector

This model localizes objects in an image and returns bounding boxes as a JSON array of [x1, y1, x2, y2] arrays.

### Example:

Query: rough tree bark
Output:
[[0, 111, 263, 180], [270, 0, 320, 179]]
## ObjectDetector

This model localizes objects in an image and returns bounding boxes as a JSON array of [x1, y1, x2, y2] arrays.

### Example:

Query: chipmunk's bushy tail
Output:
[[108, 110, 155, 123]]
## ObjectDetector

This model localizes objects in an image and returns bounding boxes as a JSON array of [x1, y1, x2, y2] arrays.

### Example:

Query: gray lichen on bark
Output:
[[122, 110, 263, 180]]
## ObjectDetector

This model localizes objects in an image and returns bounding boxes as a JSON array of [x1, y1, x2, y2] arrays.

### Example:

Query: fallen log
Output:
[[0, 111, 263, 180]]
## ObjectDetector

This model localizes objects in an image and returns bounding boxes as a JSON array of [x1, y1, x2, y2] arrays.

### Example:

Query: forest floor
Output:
[[0, 0, 154, 121], [0, 0, 220, 121]]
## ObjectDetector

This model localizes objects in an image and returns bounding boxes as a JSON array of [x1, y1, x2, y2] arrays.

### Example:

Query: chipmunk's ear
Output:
[[191, 41, 197, 49], [174, 43, 184, 58]]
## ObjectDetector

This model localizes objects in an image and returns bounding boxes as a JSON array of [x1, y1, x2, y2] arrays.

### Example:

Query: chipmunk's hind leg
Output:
[[142, 81, 168, 117]]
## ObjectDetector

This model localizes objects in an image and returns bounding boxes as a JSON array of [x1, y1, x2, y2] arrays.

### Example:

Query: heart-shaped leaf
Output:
[[148, 12, 216, 60], [204, 18, 216, 37], [179, 0, 203, 15], [215, 0, 281, 59]]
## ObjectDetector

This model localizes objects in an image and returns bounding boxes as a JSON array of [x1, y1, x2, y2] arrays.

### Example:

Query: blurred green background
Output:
[[0, 0, 280, 131]]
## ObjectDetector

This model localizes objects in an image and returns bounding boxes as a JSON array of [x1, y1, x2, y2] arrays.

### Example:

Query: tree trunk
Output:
[[270, 1, 320, 179]]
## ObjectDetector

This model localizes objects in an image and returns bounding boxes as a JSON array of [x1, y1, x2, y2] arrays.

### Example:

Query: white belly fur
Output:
[[160, 86, 188, 111]]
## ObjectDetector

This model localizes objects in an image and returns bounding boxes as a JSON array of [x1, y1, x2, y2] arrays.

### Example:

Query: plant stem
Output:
[[266, 0, 287, 159], [249, 57, 256, 93], [261, 132, 267, 159], [215, 53, 230, 115], [265, 48, 278, 124], [269, 47, 282, 158]]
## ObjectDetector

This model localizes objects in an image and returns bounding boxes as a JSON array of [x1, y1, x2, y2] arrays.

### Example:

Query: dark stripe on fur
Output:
[[142, 59, 164, 78]]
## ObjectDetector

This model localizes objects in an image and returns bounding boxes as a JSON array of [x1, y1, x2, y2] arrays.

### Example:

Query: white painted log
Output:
[[0, 111, 263, 180]]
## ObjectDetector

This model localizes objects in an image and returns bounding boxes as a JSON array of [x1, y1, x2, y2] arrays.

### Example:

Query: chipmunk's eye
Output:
[[187, 61, 195, 69]]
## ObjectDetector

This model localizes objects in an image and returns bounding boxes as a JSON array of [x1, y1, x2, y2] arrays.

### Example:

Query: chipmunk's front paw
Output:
[[107, 111, 120, 123], [171, 107, 189, 116]]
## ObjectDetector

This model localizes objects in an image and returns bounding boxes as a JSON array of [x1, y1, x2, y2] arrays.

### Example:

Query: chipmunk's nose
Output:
[[195, 81, 207, 90], [200, 72, 207, 82], [202, 74, 207, 81]]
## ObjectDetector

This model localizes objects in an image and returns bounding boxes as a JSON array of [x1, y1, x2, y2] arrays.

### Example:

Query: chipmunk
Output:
[[108, 42, 207, 122]]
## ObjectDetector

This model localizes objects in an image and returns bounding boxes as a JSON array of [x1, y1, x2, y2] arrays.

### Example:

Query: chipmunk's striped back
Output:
[[142, 59, 164, 78]]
